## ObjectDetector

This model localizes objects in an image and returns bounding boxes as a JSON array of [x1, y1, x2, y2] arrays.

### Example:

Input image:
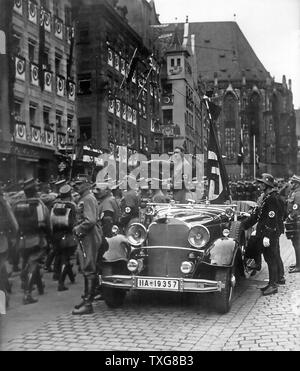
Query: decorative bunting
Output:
[[15, 56, 26, 81], [28, 0, 37, 24]]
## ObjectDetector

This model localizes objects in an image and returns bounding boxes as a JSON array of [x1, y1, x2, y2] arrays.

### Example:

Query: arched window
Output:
[[223, 93, 237, 161]]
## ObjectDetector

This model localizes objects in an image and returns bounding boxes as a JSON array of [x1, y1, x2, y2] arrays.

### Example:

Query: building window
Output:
[[43, 107, 50, 126], [12, 32, 21, 54], [78, 74, 92, 95], [55, 54, 62, 75], [171, 58, 174, 67], [14, 100, 22, 121], [78, 22, 89, 43], [53, 0, 60, 17], [163, 84, 172, 95], [29, 104, 37, 126], [42, 48, 50, 68], [65, 6, 72, 25], [67, 115, 73, 130], [163, 109, 173, 125], [28, 39, 36, 62], [177, 58, 181, 66], [56, 111, 63, 129], [79, 118, 92, 141]]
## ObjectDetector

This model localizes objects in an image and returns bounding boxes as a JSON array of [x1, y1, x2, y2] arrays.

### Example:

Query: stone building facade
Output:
[[0, 0, 77, 184], [73, 0, 162, 160]]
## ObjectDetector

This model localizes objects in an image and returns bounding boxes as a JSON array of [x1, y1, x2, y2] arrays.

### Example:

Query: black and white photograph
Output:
[[0, 0, 299, 354]]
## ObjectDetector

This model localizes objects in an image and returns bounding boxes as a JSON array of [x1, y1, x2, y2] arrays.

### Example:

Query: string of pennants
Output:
[[13, 0, 73, 42], [14, 122, 74, 149], [14, 55, 75, 100]]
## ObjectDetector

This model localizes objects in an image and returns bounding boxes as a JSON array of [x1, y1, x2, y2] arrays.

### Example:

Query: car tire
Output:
[[103, 287, 126, 308], [213, 268, 234, 314]]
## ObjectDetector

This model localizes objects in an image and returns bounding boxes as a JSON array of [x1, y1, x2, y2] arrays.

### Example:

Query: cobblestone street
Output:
[[0, 236, 299, 351]]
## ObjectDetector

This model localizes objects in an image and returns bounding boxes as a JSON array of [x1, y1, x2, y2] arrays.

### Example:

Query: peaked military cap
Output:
[[59, 184, 72, 197], [55, 179, 67, 188]]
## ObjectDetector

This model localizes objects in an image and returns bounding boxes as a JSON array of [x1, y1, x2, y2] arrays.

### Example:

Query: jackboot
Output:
[[23, 273, 38, 305], [35, 266, 45, 295], [58, 264, 69, 292], [67, 263, 76, 284], [72, 277, 94, 315], [263, 285, 278, 296], [74, 276, 88, 309]]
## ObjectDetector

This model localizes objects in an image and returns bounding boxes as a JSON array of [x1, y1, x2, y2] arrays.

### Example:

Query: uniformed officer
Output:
[[72, 181, 104, 315], [242, 174, 285, 296], [286, 175, 300, 273]]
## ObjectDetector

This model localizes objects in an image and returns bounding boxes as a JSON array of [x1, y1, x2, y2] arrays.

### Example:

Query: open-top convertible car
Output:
[[100, 201, 256, 314]]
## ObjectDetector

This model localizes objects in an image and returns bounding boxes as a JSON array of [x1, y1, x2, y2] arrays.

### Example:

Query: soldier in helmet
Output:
[[242, 174, 286, 296], [286, 175, 300, 273]]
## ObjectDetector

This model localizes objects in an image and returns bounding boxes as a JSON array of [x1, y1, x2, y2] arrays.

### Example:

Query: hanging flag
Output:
[[38, 6, 45, 91], [204, 98, 230, 204], [119, 48, 138, 90], [238, 128, 244, 165], [67, 25, 75, 82], [125, 49, 139, 86]]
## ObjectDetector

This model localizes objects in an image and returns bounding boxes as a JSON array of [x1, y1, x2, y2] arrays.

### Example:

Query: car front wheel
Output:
[[213, 268, 235, 314], [103, 287, 126, 308]]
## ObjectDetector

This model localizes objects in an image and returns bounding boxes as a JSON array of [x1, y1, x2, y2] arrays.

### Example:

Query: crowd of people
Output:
[[0, 168, 299, 313]]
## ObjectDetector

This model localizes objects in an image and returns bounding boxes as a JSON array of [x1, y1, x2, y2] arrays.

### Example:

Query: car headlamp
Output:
[[127, 259, 139, 272], [180, 261, 194, 274], [126, 223, 147, 247], [188, 225, 210, 249]]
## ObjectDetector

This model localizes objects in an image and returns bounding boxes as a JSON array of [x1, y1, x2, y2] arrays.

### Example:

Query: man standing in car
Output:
[[243, 174, 285, 296]]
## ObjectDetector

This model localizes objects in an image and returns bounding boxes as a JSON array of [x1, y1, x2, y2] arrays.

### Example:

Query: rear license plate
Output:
[[137, 278, 179, 291]]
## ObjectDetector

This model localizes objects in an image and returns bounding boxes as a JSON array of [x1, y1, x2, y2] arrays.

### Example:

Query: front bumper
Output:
[[99, 275, 224, 293]]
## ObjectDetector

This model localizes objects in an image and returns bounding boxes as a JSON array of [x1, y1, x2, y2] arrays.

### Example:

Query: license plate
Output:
[[137, 278, 179, 291]]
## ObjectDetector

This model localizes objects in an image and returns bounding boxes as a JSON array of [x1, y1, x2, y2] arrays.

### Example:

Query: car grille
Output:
[[144, 222, 190, 277], [143, 247, 191, 278], [148, 222, 189, 247]]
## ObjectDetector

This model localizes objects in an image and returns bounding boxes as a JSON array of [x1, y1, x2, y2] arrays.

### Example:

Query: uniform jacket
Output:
[[287, 186, 300, 221], [74, 191, 103, 275], [74, 191, 102, 244], [119, 190, 140, 228], [98, 195, 120, 224], [243, 189, 285, 239]]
